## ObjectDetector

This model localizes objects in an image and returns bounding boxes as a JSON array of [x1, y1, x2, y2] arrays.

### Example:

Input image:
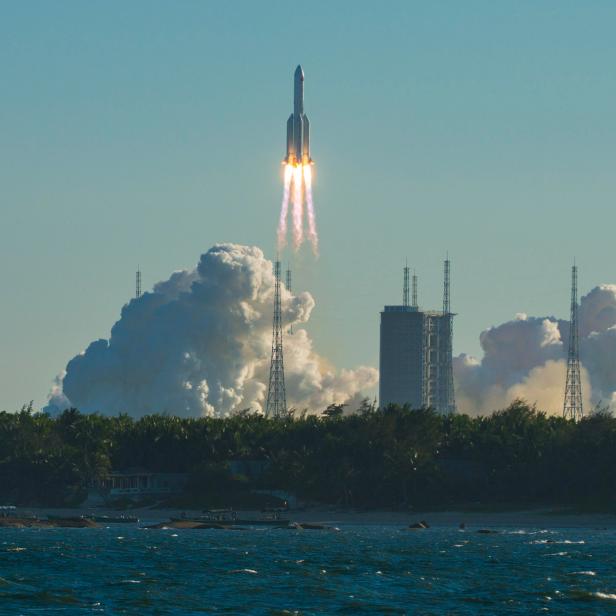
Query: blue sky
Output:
[[1, 1, 616, 410]]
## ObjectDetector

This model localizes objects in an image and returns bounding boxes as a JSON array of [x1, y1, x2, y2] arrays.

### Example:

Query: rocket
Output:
[[278, 65, 318, 254], [285, 65, 311, 166]]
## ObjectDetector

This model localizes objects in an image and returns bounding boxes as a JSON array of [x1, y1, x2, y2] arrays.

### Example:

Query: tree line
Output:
[[0, 401, 615, 509]]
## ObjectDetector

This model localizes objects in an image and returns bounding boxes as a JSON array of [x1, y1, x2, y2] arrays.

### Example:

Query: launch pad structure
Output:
[[379, 258, 456, 414], [136, 268, 142, 300]]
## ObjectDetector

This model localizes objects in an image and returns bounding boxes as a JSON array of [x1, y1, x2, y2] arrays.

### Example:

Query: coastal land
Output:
[[5, 506, 616, 530]]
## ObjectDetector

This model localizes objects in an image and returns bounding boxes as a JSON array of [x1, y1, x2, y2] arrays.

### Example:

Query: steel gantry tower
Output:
[[266, 260, 287, 418], [403, 262, 410, 308], [441, 256, 456, 414], [423, 257, 456, 413], [563, 263, 583, 420], [136, 268, 142, 299]]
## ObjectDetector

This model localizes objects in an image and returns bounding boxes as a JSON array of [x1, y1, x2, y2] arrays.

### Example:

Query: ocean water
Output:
[[1, 524, 616, 614]]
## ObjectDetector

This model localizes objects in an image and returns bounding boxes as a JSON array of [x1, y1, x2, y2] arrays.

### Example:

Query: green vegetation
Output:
[[1, 401, 615, 510]]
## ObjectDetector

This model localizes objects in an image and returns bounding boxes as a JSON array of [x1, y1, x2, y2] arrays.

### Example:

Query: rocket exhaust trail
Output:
[[303, 164, 318, 256], [291, 165, 304, 249], [277, 164, 293, 250]]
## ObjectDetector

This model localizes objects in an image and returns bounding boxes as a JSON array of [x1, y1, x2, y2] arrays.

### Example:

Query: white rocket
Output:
[[285, 65, 311, 166]]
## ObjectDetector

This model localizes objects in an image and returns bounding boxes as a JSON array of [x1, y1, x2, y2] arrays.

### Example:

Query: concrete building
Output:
[[379, 305, 424, 408], [379, 260, 455, 414]]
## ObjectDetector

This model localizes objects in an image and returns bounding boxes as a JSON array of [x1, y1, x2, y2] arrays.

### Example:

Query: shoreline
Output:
[[7, 506, 616, 529]]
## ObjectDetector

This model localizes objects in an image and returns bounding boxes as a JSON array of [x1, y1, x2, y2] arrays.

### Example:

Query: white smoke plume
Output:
[[454, 285, 616, 415], [46, 244, 377, 417], [277, 163, 318, 256]]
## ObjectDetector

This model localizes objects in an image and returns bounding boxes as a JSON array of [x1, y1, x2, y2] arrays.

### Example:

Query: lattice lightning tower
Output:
[[136, 268, 142, 299], [412, 271, 418, 309], [266, 260, 287, 418], [443, 259, 450, 315], [563, 263, 583, 420], [403, 262, 410, 308], [441, 256, 456, 414]]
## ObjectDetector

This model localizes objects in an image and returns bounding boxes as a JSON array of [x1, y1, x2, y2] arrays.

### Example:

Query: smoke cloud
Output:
[[46, 244, 377, 417], [454, 285, 616, 415], [46, 244, 616, 419]]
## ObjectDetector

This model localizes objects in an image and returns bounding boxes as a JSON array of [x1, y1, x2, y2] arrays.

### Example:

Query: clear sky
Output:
[[1, 1, 616, 411]]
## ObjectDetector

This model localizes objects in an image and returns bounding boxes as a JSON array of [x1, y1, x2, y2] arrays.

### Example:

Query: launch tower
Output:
[[563, 263, 583, 420], [266, 260, 287, 418], [440, 257, 456, 414], [136, 268, 142, 299], [403, 262, 410, 308], [379, 259, 455, 414]]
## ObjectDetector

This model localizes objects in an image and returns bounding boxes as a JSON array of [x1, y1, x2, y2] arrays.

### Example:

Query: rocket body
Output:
[[285, 65, 311, 165]]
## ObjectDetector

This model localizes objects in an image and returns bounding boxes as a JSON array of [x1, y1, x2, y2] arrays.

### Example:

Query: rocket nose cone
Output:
[[295, 65, 304, 80]]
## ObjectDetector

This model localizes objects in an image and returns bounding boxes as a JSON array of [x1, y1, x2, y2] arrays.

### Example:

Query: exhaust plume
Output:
[[45, 244, 376, 417], [277, 164, 293, 249], [303, 164, 318, 256], [454, 285, 616, 415]]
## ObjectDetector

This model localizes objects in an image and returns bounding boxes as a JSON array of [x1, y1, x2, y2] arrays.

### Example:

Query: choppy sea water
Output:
[[1, 524, 616, 614]]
